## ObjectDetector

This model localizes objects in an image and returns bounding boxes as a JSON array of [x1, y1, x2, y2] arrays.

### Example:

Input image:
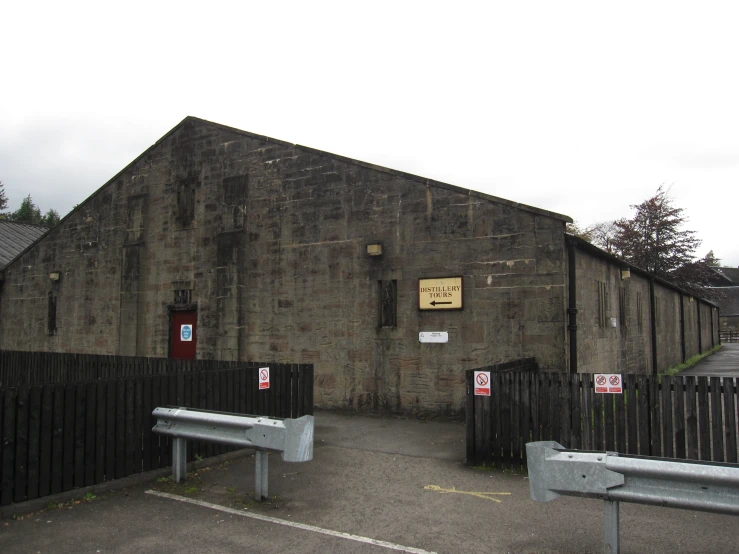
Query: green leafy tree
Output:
[[41, 209, 61, 228], [703, 250, 721, 267], [9, 195, 43, 225], [0, 181, 7, 215]]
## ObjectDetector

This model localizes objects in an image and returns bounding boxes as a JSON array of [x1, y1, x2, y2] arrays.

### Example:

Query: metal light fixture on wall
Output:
[[366, 243, 383, 257], [621, 268, 631, 280], [49, 271, 61, 282]]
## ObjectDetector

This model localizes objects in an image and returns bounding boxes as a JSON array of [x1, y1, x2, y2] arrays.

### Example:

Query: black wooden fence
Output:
[[720, 330, 739, 344], [0, 350, 287, 386], [0, 363, 313, 506], [466, 371, 739, 469]]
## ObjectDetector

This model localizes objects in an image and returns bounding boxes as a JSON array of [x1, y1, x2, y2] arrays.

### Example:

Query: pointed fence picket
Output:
[[0, 356, 312, 507], [466, 369, 739, 470]]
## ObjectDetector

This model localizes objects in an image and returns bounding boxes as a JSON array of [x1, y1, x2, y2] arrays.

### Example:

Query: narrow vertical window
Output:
[[378, 280, 397, 328], [598, 281, 608, 327], [174, 289, 192, 305], [48, 291, 57, 335], [176, 176, 197, 228], [619, 288, 629, 328]]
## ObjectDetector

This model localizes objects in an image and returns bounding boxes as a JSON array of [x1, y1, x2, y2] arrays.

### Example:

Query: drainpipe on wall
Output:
[[710, 307, 715, 347], [649, 278, 658, 375], [567, 238, 578, 374], [679, 293, 686, 363], [697, 300, 702, 353]]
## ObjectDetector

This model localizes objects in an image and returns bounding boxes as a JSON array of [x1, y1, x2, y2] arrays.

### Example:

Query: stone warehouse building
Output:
[[707, 267, 739, 332], [0, 118, 719, 413]]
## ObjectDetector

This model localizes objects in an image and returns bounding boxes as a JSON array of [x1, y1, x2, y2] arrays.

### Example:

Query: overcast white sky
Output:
[[2, 1, 738, 265]]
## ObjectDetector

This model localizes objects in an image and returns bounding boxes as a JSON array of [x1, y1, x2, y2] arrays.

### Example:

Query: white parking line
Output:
[[145, 490, 437, 554]]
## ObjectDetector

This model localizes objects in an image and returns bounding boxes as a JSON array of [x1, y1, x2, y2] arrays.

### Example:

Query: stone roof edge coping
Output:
[[567, 233, 720, 309], [3, 116, 572, 272]]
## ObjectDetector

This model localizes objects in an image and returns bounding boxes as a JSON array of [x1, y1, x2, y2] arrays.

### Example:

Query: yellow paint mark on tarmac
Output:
[[424, 485, 511, 503]]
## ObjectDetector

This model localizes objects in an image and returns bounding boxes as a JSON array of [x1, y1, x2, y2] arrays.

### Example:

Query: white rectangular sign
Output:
[[259, 367, 270, 390], [419, 332, 449, 343], [474, 371, 491, 396], [594, 373, 622, 394]]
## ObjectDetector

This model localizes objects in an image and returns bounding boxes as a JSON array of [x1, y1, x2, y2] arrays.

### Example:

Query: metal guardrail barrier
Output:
[[526, 441, 739, 553], [152, 407, 314, 500]]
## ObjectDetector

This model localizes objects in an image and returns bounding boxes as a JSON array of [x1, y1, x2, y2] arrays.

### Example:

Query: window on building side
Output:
[[378, 280, 397, 328], [598, 281, 608, 327], [619, 287, 629, 328], [174, 289, 192, 305], [47, 291, 57, 335]]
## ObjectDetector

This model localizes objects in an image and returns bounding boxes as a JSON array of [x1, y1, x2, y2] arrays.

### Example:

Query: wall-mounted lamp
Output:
[[689, 296, 694, 302], [621, 268, 631, 280], [366, 243, 383, 257], [49, 271, 61, 282]]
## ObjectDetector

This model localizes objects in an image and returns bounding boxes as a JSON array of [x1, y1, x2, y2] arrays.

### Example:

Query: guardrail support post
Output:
[[255, 450, 269, 501], [604, 500, 620, 553], [173, 437, 187, 483]]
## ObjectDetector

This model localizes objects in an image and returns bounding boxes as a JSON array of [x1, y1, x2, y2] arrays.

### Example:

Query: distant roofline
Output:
[[0, 220, 50, 274], [567, 234, 719, 308]]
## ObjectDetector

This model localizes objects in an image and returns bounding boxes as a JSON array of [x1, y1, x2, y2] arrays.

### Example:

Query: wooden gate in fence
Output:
[[466, 371, 739, 470], [0, 360, 313, 506]]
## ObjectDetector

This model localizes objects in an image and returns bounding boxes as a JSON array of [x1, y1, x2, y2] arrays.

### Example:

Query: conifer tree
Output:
[[612, 186, 701, 278]]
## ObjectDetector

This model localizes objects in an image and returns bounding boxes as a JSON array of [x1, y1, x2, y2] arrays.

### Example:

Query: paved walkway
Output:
[[1, 411, 737, 553], [681, 343, 739, 377]]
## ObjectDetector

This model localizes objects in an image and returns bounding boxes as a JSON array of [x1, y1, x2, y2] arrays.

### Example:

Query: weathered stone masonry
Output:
[[568, 237, 720, 375], [0, 117, 571, 413], [0, 117, 720, 413]]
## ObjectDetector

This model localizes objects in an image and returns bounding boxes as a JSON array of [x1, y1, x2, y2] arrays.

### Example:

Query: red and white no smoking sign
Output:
[[594, 373, 622, 394], [474, 371, 491, 396], [259, 367, 270, 390]]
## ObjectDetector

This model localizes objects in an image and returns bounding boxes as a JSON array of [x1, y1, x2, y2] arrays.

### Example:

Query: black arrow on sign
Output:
[[430, 301, 452, 306]]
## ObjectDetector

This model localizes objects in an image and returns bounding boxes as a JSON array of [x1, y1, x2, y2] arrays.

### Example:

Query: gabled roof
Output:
[[183, 117, 573, 224], [710, 267, 739, 286], [0, 221, 47, 270], [567, 233, 719, 308], [711, 287, 739, 316], [3, 116, 572, 273]]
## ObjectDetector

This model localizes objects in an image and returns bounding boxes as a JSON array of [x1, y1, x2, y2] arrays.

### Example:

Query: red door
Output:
[[170, 311, 197, 359]]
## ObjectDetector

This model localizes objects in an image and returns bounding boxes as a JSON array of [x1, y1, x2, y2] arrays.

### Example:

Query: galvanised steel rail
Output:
[[152, 407, 314, 500], [526, 441, 739, 553]]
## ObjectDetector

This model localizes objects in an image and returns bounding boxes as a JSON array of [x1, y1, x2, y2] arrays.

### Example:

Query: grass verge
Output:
[[661, 344, 722, 376]]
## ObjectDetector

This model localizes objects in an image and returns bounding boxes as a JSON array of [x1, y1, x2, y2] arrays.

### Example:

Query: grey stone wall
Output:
[[683, 297, 699, 359], [0, 118, 569, 414], [574, 249, 652, 373], [698, 301, 715, 353], [654, 282, 683, 371]]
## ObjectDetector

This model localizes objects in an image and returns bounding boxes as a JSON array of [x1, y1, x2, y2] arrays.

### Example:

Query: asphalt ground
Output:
[[1, 411, 738, 553], [681, 343, 739, 377]]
